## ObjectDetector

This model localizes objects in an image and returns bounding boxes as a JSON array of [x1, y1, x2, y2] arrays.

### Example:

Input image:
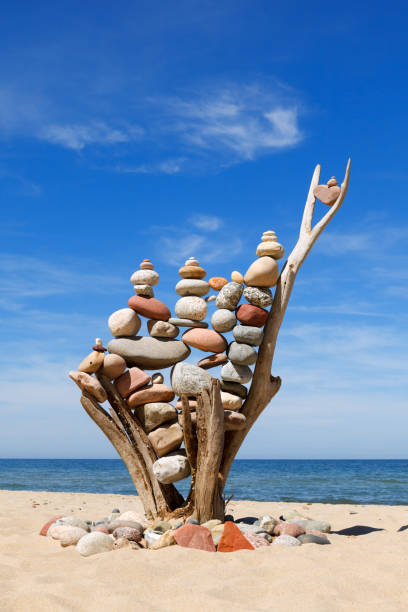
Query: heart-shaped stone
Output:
[[313, 185, 341, 206]]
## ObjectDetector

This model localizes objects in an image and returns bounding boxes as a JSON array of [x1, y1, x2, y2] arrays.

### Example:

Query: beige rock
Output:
[[133, 402, 178, 433], [140, 259, 154, 270], [211, 309, 236, 332], [178, 265, 206, 279], [148, 422, 183, 457], [59, 527, 88, 547], [256, 241, 284, 259], [150, 530, 176, 550], [184, 257, 200, 267], [221, 391, 242, 411], [78, 350, 105, 374], [69, 371, 107, 403], [133, 284, 154, 297], [175, 296, 207, 321], [231, 271, 244, 283], [112, 537, 140, 550], [108, 308, 141, 337], [175, 279, 209, 297], [201, 519, 222, 530], [49, 524, 75, 540], [100, 354, 127, 379], [118, 511, 149, 528], [244, 257, 279, 288], [147, 319, 179, 338], [130, 269, 159, 286]]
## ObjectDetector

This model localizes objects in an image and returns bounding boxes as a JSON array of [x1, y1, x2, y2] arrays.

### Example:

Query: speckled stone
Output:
[[133, 284, 154, 297], [175, 296, 208, 321], [216, 282, 243, 310], [244, 286, 273, 308], [272, 535, 301, 547], [112, 526, 142, 542], [171, 362, 212, 396]]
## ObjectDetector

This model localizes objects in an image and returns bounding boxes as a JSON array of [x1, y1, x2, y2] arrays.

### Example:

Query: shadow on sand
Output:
[[333, 525, 385, 536]]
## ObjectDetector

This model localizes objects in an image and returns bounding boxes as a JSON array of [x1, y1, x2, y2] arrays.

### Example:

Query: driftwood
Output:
[[76, 160, 351, 521]]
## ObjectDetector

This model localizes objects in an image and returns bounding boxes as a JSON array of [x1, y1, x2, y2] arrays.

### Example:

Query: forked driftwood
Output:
[[77, 160, 351, 520]]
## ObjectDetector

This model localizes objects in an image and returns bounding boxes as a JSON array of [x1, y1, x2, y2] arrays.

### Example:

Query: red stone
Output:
[[115, 367, 151, 398], [236, 304, 268, 327], [128, 295, 171, 321], [174, 524, 216, 552], [128, 383, 175, 408], [197, 353, 228, 370], [182, 329, 227, 353], [217, 522, 254, 552], [273, 522, 305, 537], [39, 515, 64, 536], [92, 345, 107, 352]]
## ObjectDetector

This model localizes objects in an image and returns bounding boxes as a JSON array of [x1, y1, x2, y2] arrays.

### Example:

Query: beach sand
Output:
[[0, 490, 407, 611]]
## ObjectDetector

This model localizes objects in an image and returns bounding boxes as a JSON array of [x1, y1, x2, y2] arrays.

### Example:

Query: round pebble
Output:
[[108, 308, 141, 337], [211, 309, 237, 332], [175, 296, 207, 321]]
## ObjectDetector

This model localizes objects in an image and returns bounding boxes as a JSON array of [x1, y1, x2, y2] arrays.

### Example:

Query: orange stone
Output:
[[174, 524, 216, 552], [178, 265, 206, 279], [127, 383, 175, 408], [39, 515, 64, 536], [128, 295, 171, 321], [208, 277, 228, 291], [182, 329, 227, 353], [217, 522, 255, 552], [115, 367, 151, 399]]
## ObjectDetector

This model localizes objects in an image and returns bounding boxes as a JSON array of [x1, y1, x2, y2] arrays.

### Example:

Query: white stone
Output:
[[221, 361, 252, 384], [76, 532, 114, 556], [153, 454, 191, 484], [272, 535, 301, 547], [130, 269, 159, 286], [171, 362, 212, 396], [175, 296, 207, 321], [211, 309, 236, 332], [133, 284, 154, 297], [108, 308, 141, 337], [175, 279, 210, 297]]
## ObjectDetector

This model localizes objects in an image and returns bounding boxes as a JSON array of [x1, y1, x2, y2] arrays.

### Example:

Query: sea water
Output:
[[1, 459, 407, 505]]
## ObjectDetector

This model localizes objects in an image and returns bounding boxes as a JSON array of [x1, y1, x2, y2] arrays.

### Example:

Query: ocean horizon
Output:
[[1, 458, 407, 505]]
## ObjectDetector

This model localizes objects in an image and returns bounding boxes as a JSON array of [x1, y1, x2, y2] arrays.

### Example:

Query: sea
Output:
[[1, 459, 407, 505]]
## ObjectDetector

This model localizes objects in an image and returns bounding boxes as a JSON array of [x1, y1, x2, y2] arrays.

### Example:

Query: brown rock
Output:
[[115, 367, 151, 398], [128, 383, 175, 408], [178, 265, 206, 279], [112, 526, 142, 542], [148, 422, 183, 457], [313, 183, 341, 206], [174, 524, 216, 552], [100, 354, 127, 380], [182, 329, 227, 353], [197, 353, 228, 370], [236, 304, 268, 327], [224, 411, 246, 431], [208, 277, 228, 291], [274, 522, 306, 537], [78, 350, 105, 374], [128, 295, 171, 321], [69, 371, 107, 403], [244, 257, 279, 288], [39, 515, 64, 536], [218, 521, 254, 552]]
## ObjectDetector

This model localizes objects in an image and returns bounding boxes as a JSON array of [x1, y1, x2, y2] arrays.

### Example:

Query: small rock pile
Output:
[[39, 508, 331, 556]]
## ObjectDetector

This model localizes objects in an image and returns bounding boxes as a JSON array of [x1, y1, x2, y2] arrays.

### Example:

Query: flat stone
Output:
[[298, 533, 330, 544], [291, 519, 331, 533], [175, 279, 209, 297], [218, 521, 254, 552], [108, 308, 141, 337], [69, 371, 107, 403], [220, 380, 248, 399], [59, 527, 88, 547], [245, 533, 270, 548], [128, 295, 171, 321], [228, 341, 257, 366], [232, 325, 263, 346], [211, 309, 236, 332], [256, 241, 284, 259], [112, 527, 142, 542], [244, 286, 273, 308], [244, 257, 279, 288], [236, 304, 268, 327], [274, 522, 305, 537], [128, 383, 175, 408], [175, 296, 207, 321], [224, 410, 246, 430], [150, 530, 176, 549], [108, 336, 190, 369], [272, 535, 301, 547], [76, 532, 114, 556], [115, 367, 150, 398], [221, 362, 252, 384], [174, 524, 216, 552], [100, 354, 127, 380], [78, 350, 105, 374], [197, 353, 228, 369], [231, 271, 244, 283], [39, 515, 64, 536], [178, 265, 206, 279], [171, 362, 212, 396], [208, 277, 228, 291], [216, 282, 243, 310], [130, 269, 159, 286], [153, 454, 190, 484], [147, 320, 179, 338], [221, 391, 242, 411], [148, 422, 183, 457], [182, 328, 227, 353], [168, 317, 208, 329], [133, 402, 177, 433], [133, 284, 154, 297]]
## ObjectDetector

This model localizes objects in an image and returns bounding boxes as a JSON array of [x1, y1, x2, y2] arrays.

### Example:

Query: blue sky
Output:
[[1, 0, 407, 459]]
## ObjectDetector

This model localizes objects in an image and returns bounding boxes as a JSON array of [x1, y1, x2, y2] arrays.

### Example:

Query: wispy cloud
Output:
[[40, 121, 143, 151], [116, 157, 186, 175], [189, 214, 223, 231]]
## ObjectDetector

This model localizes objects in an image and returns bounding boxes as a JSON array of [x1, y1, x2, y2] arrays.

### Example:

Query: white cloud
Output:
[[189, 214, 223, 231], [40, 121, 143, 151], [116, 157, 186, 175]]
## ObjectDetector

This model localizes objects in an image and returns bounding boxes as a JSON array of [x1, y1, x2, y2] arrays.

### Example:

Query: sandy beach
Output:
[[0, 490, 407, 611]]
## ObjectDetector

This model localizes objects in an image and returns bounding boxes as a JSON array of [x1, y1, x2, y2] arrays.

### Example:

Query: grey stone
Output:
[[175, 279, 210, 297], [76, 532, 114, 556], [171, 362, 212, 396], [175, 296, 207, 321], [298, 534, 330, 545], [220, 380, 248, 399], [147, 320, 179, 338], [133, 402, 177, 433], [291, 519, 331, 533], [153, 454, 191, 484], [233, 325, 263, 346], [133, 284, 154, 297], [221, 361, 252, 384], [215, 282, 243, 310], [272, 535, 301, 547], [211, 309, 236, 332], [168, 318, 208, 329], [112, 509, 120, 514], [108, 336, 190, 369], [244, 286, 273, 307], [228, 341, 257, 366]]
